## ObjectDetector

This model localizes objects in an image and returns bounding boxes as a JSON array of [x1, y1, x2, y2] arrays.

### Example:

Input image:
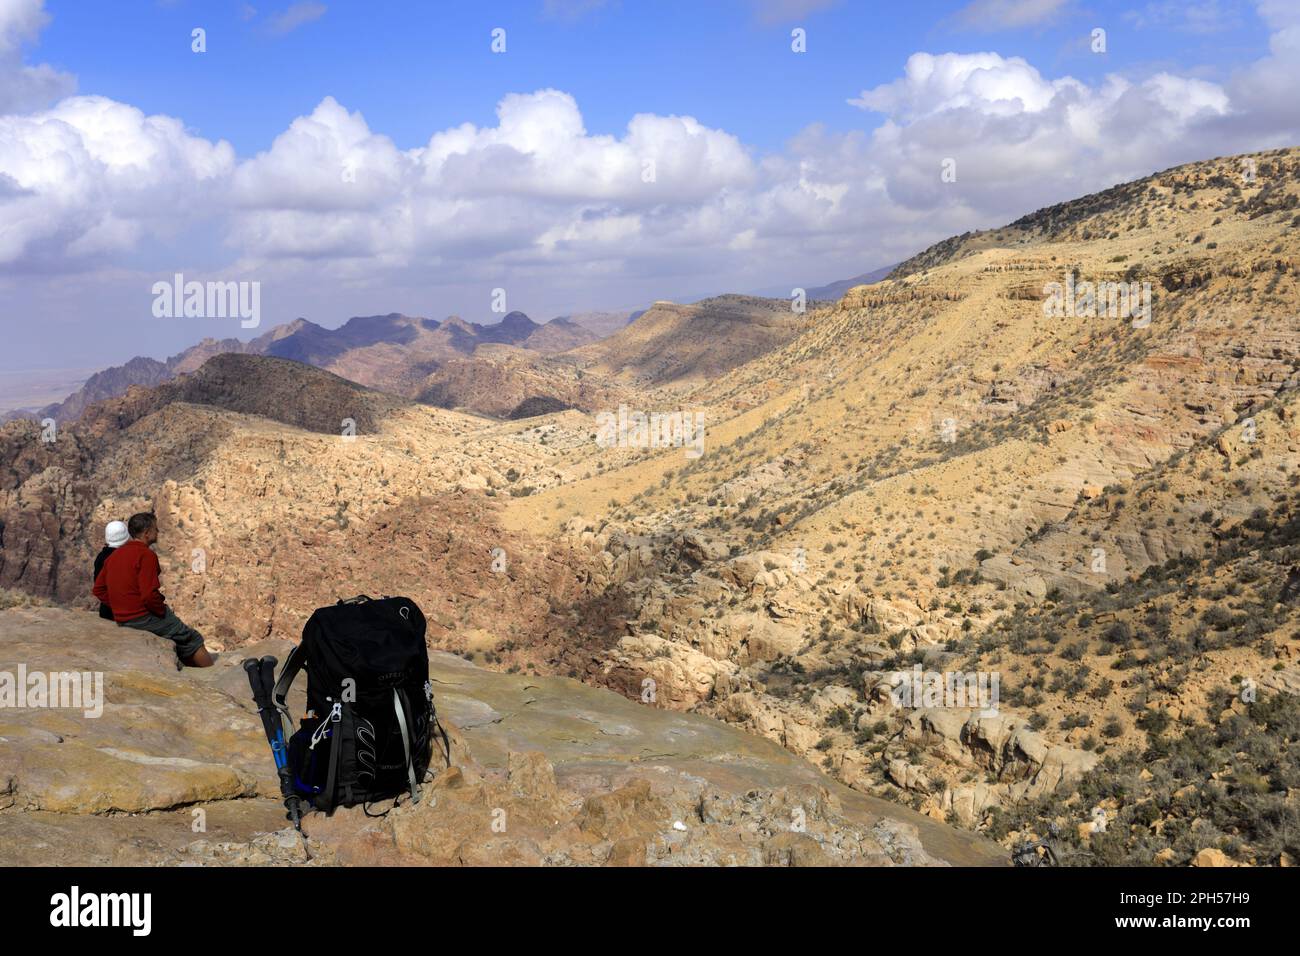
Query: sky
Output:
[[1, 0, 1298, 371]]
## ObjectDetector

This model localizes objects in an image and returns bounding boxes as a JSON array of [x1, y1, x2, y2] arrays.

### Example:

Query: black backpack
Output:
[[272, 595, 451, 814]]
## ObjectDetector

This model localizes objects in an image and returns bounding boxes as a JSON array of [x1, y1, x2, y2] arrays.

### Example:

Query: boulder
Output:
[[1191, 847, 1238, 868]]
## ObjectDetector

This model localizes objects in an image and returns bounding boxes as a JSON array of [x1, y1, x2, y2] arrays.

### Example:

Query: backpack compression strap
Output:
[[435, 718, 452, 769], [423, 680, 452, 769], [321, 702, 345, 813]]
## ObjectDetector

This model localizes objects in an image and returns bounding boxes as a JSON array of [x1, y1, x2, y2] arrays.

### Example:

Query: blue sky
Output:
[[1, 0, 1297, 374], [38, 1, 1271, 154]]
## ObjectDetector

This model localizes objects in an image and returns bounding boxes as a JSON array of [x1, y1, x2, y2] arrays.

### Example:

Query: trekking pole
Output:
[[259, 656, 312, 861], [243, 657, 308, 844]]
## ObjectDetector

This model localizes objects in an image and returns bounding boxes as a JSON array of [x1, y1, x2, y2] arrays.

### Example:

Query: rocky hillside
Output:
[[0, 353, 630, 667], [0, 606, 1000, 866], [802, 264, 895, 302], [554, 309, 639, 338], [514, 315, 603, 353], [417, 293, 814, 418], [5, 146, 1299, 867], [83, 352, 407, 436], [8, 310, 602, 426], [568, 294, 811, 385], [489, 147, 1300, 864], [26, 356, 173, 422], [251, 311, 601, 399], [416, 347, 638, 419], [4, 322, 304, 425]]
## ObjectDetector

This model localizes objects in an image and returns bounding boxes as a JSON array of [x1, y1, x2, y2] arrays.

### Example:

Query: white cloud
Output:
[[1226, 0, 1300, 129], [1124, 1, 1246, 34], [211, 89, 759, 278], [849, 52, 1081, 119], [0, 95, 234, 269], [1, 0, 1300, 351], [267, 1, 326, 36], [0, 0, 73, 112], [847, 51, 1241, 227], [0, 0, 50, 54]]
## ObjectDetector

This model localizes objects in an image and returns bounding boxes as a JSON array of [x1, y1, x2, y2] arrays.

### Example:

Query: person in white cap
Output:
[[93, 512, 213, 668], [95, 520, 130, 620]]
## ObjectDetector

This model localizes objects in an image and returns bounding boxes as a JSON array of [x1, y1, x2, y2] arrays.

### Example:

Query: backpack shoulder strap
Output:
[[272, 642, 307, 730], [394, 689, 421, 804]]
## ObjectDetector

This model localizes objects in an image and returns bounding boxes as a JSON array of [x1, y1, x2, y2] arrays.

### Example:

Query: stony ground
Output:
[[0, 606, 1002, 866]]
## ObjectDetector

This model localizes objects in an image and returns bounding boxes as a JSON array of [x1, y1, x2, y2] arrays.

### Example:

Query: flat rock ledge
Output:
[[0, 607, 1003, 866]]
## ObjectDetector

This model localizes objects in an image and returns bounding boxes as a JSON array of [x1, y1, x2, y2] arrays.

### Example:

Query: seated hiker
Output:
[[92, 512, 214, 668], [94, 520, 129, 620]]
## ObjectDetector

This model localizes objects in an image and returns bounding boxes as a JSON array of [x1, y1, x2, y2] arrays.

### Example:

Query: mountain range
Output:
[[5, 148, 1297, 866], [4, 310, 600, 424], [4, 269, 893, 425]]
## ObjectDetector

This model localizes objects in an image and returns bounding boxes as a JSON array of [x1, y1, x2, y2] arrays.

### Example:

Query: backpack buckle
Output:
[[309, 701, 342, 750]]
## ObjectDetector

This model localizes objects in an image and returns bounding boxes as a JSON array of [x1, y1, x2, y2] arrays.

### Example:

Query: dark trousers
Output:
[[121, 608, 206, 660]]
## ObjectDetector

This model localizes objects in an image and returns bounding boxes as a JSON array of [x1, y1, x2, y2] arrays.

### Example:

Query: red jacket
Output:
[[92, 539, 166, 622]]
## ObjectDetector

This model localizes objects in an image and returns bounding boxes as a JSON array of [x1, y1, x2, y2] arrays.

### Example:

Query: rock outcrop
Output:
[[0, 607, 1003, 866]]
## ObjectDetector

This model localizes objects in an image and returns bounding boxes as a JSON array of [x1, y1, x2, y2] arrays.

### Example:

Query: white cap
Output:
[[105, 520, 129, 548]]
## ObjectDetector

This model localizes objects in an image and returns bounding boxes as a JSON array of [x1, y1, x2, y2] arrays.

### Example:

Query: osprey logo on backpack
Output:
[[354, 717, 378, 784], [270, 595, 452, 815]]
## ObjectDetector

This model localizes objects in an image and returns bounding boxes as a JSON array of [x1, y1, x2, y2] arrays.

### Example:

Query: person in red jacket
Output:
[[93, 512, 214, 668]]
